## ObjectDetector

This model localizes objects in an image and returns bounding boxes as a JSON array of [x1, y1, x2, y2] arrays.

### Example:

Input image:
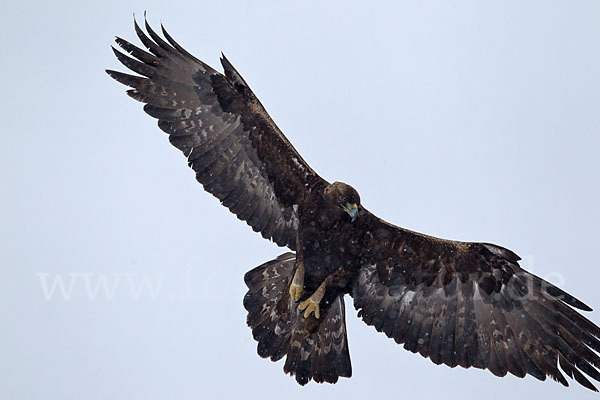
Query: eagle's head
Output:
[[324, 182, 361, 222]]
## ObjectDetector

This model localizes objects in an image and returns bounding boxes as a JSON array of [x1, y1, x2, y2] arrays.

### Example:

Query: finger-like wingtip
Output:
[[106, 68, 124, 83], [133, 15, 142, 37], [158, 22, 217, 73], [142, 14, 175, 53], [160, 22, 177, 47], [133, 13, 163, 56], [144, 13, 153, 37], [114, 36, 157, 65], [110, 45, 154, 77], [133, 12, 144, 35]]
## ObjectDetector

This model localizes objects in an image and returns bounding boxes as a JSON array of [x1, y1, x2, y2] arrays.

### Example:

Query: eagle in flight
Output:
[[107, 17, 600, 391]]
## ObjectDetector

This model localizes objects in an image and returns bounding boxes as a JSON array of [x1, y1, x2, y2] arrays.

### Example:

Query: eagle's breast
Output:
[[297, 193, 362, 292]]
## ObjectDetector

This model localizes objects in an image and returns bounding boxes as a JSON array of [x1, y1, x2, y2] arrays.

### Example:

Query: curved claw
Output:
[[298, 297, 320, 319]]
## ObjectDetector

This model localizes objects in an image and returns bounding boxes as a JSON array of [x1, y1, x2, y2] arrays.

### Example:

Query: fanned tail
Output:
[[243, 253, 352, 385]]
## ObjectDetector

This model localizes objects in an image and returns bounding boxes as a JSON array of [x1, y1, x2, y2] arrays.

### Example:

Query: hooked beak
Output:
[[342, 202, 359, 222]]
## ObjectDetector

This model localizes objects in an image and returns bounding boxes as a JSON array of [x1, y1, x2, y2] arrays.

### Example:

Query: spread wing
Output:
[[352, 210, 600, 391], [106, 18, 326, 249]]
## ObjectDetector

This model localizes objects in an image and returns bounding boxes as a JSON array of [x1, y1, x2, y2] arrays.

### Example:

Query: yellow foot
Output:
[[289, 261, 305, 301], [298, 297, 320, 319], [289, 282, 304, 301]]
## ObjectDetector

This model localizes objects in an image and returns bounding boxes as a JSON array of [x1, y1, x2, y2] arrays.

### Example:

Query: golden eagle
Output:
[[107, 17, 600, 391]]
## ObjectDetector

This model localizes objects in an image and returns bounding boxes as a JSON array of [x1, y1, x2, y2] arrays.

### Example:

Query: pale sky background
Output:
[[2, 1, 600, 399]]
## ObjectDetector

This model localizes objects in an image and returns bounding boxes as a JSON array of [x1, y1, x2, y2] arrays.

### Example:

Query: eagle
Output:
[[107, 17, 600, 391]]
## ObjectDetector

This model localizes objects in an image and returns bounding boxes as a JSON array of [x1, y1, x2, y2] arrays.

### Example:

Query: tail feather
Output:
[[243, 252, 352, 385]]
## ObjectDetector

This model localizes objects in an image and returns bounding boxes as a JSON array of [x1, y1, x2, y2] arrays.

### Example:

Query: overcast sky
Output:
[[2, 1, 600, 399]]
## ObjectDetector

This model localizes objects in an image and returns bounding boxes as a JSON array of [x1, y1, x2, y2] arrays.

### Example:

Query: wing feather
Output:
[[108, 17, 327, 249], [353, 209, 600, 391]]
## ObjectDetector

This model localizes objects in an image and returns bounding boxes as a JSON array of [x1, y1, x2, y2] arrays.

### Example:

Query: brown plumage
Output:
[[107, 17, 600, 390]]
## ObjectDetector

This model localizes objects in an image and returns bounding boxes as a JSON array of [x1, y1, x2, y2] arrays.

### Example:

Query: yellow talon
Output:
[[289, 261, 305, 301], [298, 297, 320, 319], [289, 282, 304, 301]]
